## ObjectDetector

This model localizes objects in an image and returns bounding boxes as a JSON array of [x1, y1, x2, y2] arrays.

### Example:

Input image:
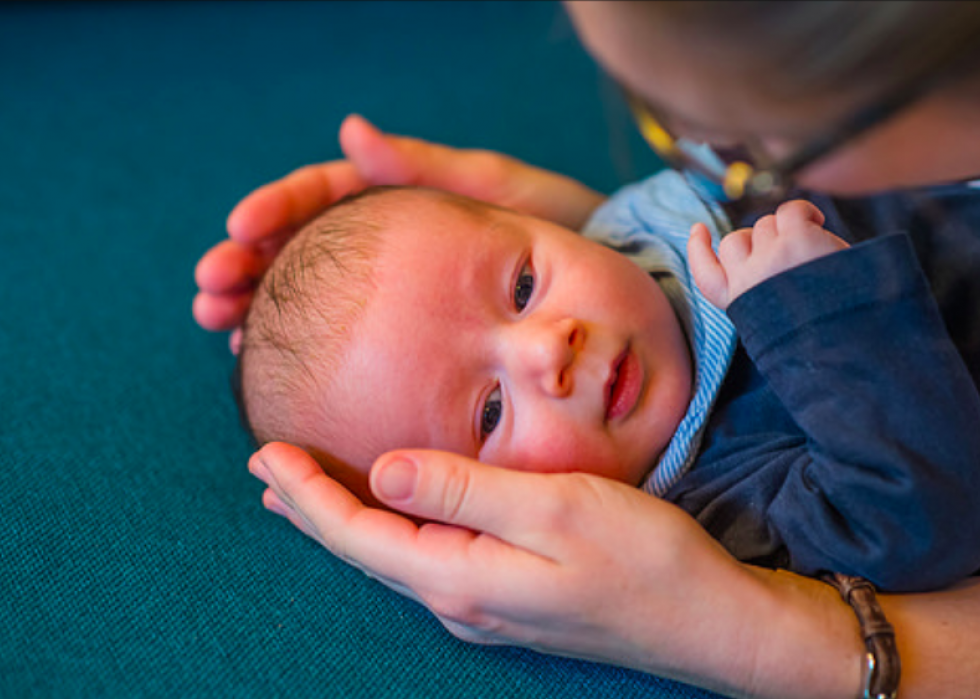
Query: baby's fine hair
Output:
[[234, 186, 395, 448], [234, 184, 491, 453]]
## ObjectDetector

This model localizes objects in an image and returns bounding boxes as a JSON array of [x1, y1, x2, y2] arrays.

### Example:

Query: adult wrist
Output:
[[821, 573, 901, 699], [745, 567, 867, 699], [657, 564, 866, 699]]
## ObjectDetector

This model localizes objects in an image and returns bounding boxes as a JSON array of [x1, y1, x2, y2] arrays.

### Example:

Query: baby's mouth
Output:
[[605, 345, 642, 422]]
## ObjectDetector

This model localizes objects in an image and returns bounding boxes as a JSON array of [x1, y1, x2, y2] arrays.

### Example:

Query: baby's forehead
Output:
[[375, 188, 520, 250], [374, 186, 500, 223]]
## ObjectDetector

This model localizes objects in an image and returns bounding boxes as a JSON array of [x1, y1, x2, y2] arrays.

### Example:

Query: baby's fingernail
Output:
[[375, 459, 417, 501]]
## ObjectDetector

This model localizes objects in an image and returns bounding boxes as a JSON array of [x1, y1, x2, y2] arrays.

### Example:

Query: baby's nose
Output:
[[514, 317, 585, 397]]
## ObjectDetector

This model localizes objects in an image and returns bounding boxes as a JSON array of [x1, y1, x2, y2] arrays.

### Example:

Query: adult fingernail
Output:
[[265, 497, 289, 518], [249, 454, 270, 482], [375, 459, 417, 501]]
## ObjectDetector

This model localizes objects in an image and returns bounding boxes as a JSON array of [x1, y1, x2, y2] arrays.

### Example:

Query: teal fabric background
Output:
[[1, 2, 718, 697]]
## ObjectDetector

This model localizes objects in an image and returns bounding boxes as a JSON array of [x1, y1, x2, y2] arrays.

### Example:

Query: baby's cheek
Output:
[[496, 429, 620, 478]]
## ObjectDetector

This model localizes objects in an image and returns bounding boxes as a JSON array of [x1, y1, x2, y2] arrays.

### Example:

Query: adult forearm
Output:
[[630, 567, 863, 699], [715, 569, 980, 699], [881, 576, 980, 699], [731, 568, 864, 699]]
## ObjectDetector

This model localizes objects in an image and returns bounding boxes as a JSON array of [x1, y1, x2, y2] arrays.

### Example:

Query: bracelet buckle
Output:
[[820, 573, 901, 699], [863, 650, 896, 699]]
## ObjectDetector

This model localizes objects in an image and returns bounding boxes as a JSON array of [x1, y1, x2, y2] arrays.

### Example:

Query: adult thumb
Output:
[[369, 450, 548, 547]]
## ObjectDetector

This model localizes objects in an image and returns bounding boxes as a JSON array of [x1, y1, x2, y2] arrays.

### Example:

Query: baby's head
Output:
[[237, 186, 692, 499]]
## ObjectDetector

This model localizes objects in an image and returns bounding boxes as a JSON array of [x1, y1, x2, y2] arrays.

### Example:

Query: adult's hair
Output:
[[634, 1, 980, 101]]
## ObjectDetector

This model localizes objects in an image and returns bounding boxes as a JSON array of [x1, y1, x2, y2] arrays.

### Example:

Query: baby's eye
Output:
[[480, 386, 503, 441], [514, 262, 535, 311]]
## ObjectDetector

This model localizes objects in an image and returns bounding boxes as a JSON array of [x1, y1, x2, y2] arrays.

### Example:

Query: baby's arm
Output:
[[686, 205, 980, 591], [687, 200, 848, 310]]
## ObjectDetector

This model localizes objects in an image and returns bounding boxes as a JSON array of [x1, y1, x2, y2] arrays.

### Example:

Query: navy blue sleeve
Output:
[[726, 233, 980, 591]]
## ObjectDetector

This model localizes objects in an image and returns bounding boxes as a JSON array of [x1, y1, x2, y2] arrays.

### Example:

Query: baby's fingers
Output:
[[687, 223, 730, 310], [775, 199, 825, 229]]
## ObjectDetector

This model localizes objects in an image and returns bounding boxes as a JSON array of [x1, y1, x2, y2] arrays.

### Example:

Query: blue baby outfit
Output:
[[582, 170, 737, 496], [581, 171, 980, 592]]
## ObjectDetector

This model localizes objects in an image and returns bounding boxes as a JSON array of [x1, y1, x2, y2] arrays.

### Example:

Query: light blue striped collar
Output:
[[582, 170, 738, 495]]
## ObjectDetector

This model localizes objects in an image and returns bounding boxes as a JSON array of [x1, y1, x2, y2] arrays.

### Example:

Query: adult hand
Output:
[[248, 443, 865, 699], [193, 114, 607, 345]]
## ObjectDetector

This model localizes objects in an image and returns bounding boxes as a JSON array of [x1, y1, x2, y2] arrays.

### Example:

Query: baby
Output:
[[235, 172, 980, 592]]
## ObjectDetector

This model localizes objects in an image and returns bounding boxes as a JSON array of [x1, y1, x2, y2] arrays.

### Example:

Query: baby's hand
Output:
[[687, 200, 849, 310]]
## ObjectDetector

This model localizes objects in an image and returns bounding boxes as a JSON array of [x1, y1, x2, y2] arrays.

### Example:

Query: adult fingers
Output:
[[226, 159, 367, 245], [339, 114, 506, 197], [224, 112, 484, 245], [229, 327, 242, 355], [249, 443, 408, 561], [339, 114, 606, 229], [251, 443, 494, 585], [194, 240, 266, 295], [262, 487, 324, 545], [338, 114, 418, 185], [192, 289, 254, 332], [368, 449, 605, 557], [261, 486, 428, 607], [253, 443, 569, 636]]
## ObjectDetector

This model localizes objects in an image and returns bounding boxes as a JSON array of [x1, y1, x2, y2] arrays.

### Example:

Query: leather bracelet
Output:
[[821, 573, 901, 699]]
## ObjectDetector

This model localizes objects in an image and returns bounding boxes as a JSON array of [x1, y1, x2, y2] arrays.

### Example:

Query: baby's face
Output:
[[317, 190, 692, 487]]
